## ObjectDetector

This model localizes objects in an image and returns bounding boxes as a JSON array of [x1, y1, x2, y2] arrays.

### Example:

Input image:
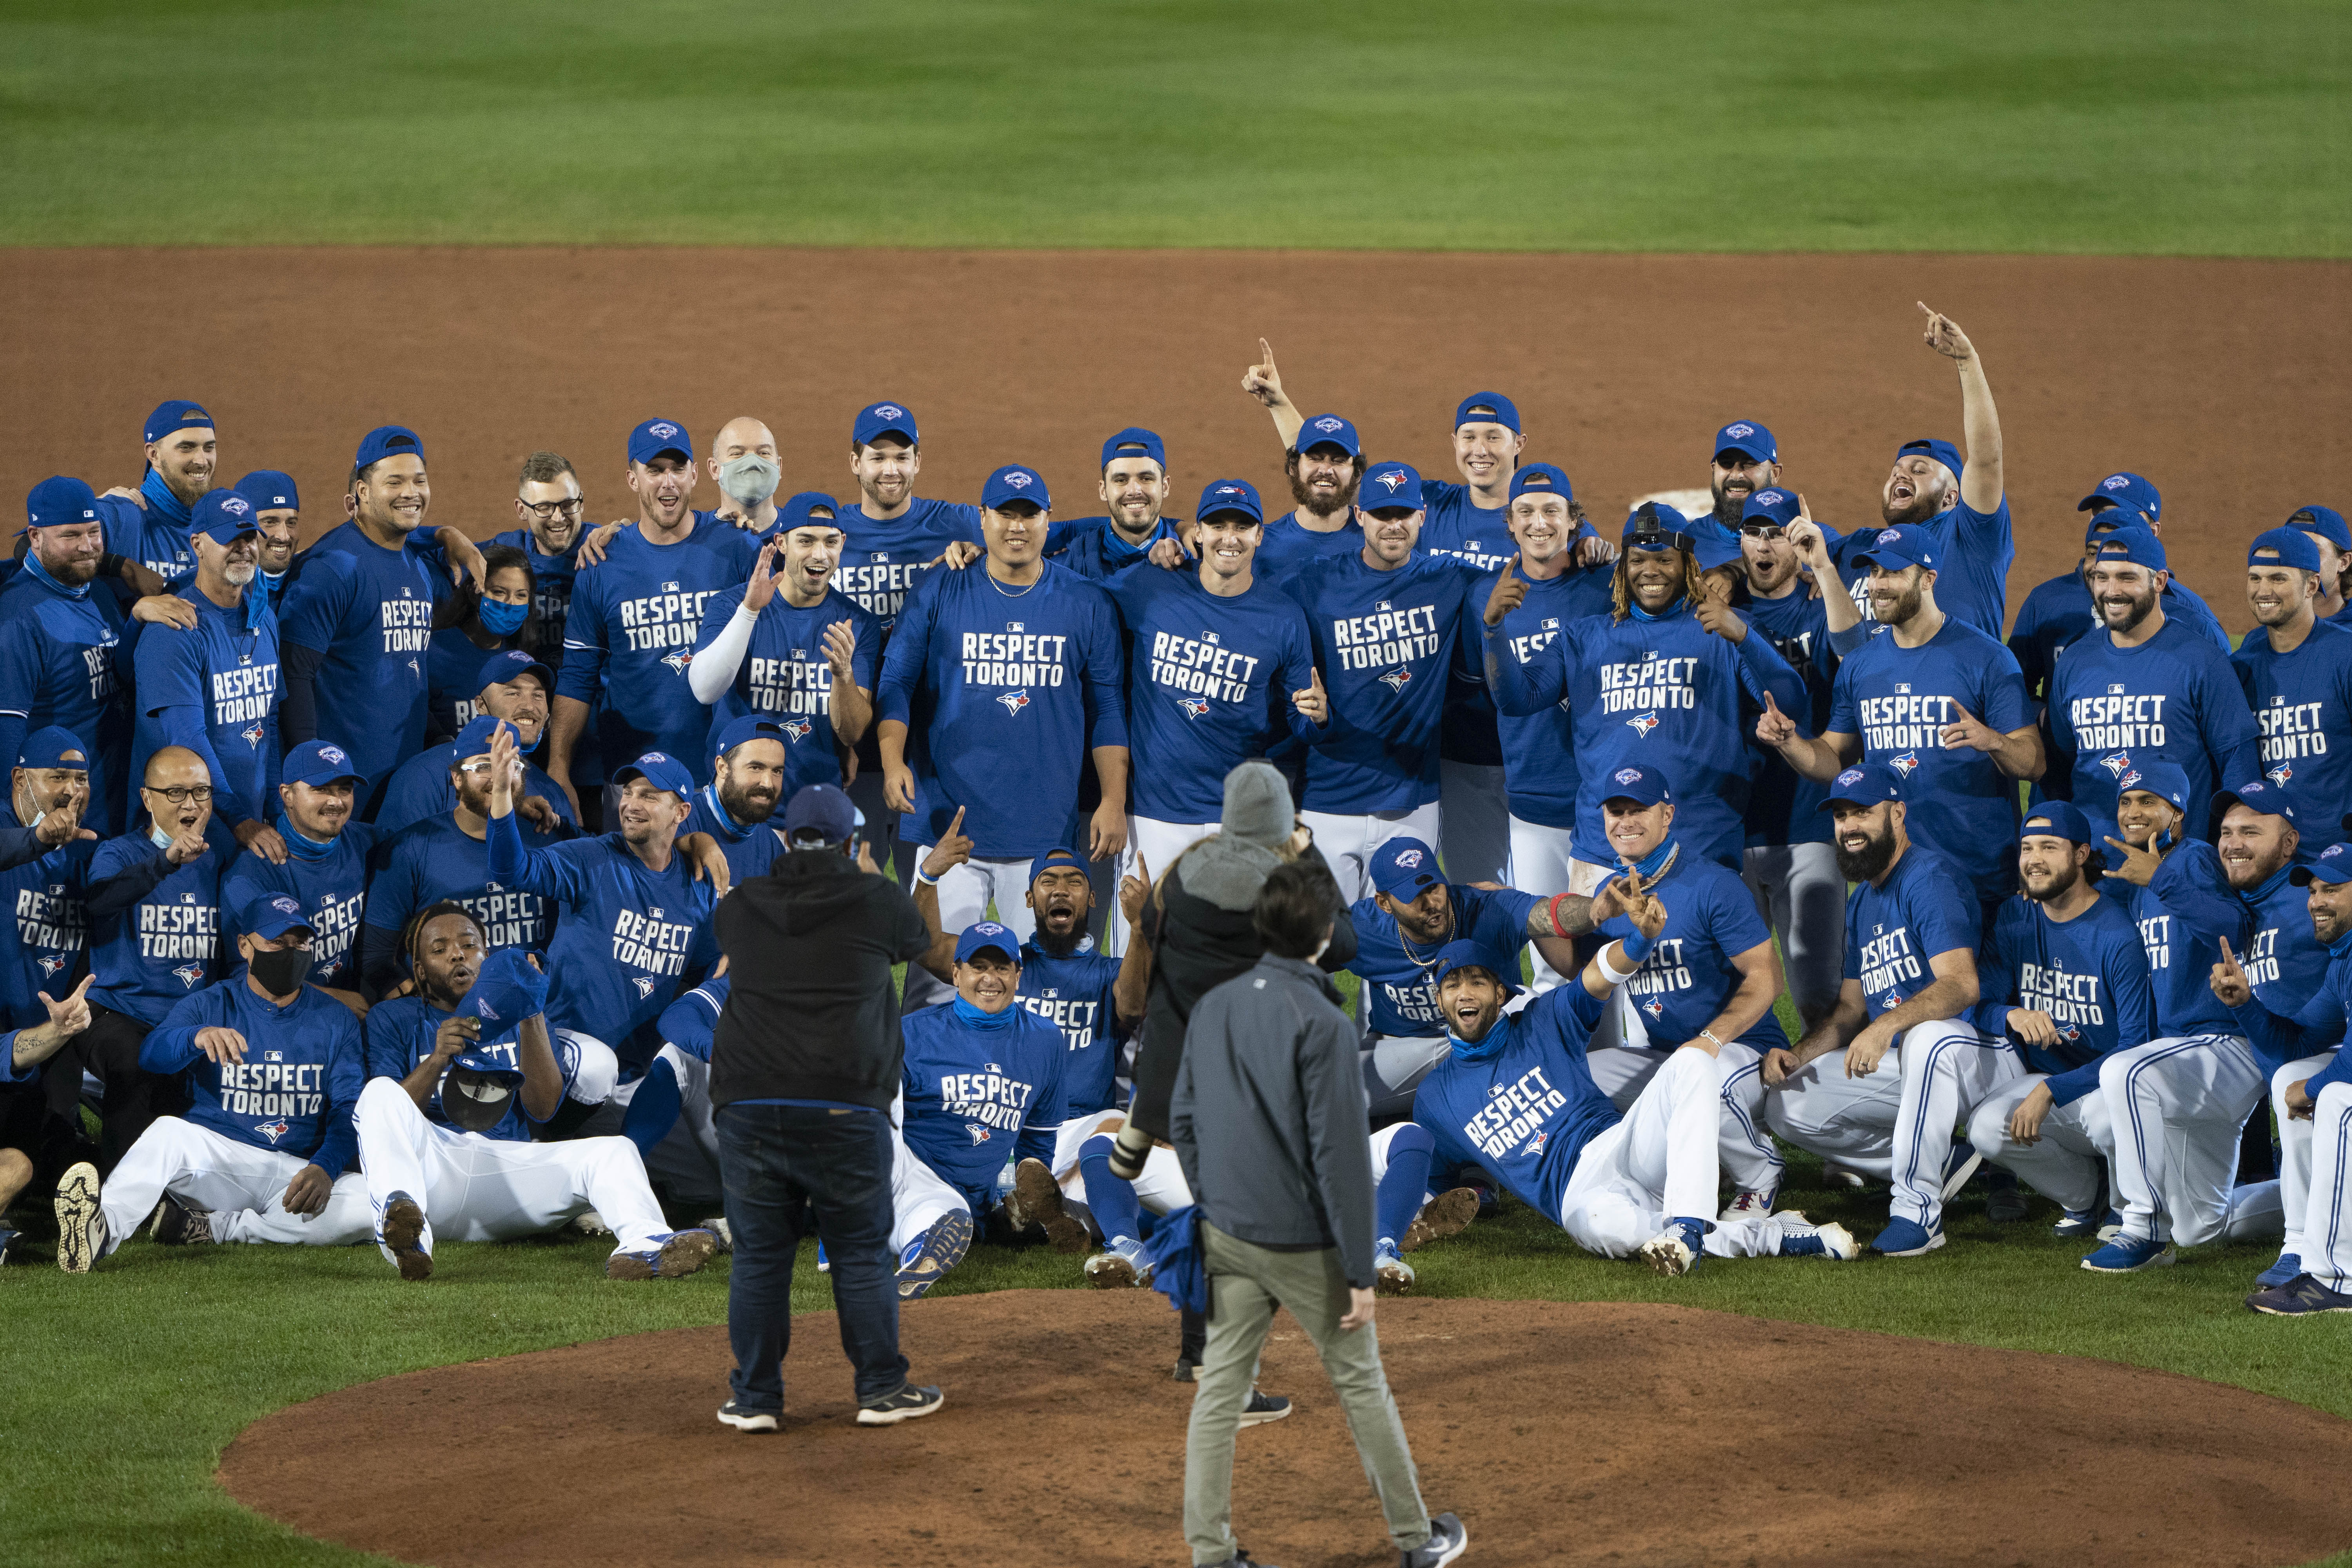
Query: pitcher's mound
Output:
[[221, 1290, 2352, 1568]]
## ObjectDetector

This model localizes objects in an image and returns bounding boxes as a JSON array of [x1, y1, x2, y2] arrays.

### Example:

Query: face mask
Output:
[[149, 823, 176, 851], [477, 598, 529, 636], [249, 944, 314, 996], [719, 455, 781, 508]]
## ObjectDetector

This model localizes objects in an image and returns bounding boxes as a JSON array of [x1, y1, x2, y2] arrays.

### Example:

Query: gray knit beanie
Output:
[[1220, 760, 1295, 849]]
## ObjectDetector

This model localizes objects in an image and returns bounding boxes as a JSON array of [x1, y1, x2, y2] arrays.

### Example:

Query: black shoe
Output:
[[1172, 1353, 1201, 1383], [1400, 1511, 1469, 1567], [152, 1196, 214, 1246], [715, 1400, 779, 1433], [856, 1383, 945, 1426], [1985, 1169, 2029, 1224], [1236, 1388, 1291, 1427]]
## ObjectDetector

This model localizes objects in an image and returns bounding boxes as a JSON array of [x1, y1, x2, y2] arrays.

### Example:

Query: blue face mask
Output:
[[478, 598, 529, 636], [148, 822, 176, 851], [951, 995, 1016, 1029]]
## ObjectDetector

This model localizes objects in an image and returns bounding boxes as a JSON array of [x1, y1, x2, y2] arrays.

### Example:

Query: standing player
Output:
[[2012, 506, 2229, 709], [1231, 350, 1367, 581], [706, 417, 785, 535], [2045, 528, 2262, 846], [375, 652, 571, 837], [219, 742, 378, 1012], [2285, 506, 2352, 625], [2234, 529, 2352, 809], [1049, 428, 1183, 579], [94, 400, 216, 587], [423, 545, 534, 740], [2067, 473, 2229, 642], [876, 465, 1129, 943], [679, 717, 791, 882], [233, 470, 302, 614], [491, 452, 590, 667], [1694, 421, 1783, 545]]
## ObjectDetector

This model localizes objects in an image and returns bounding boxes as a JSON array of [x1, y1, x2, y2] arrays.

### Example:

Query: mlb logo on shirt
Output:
[[1178, 695, 1211, 720], [1889, 751, 1922, 777], [781, 718, 813, 741], [265, 1050, 284, 1063], [1007, 622, 1025, 633], [998, 690, 1032, 716], [663, 581, 680, 593], [872, 552, 888, 563], [1378, 667, 1413, 693], [1542, 618, 1559, 630], [1895, 682, 1912, 695], [1202, 631, 1219, 645], [172, 963, 205, 988], [2108, 684, 2126, 696], [1626, 711, 1660, 738], [2098, 751, 2134, 779]]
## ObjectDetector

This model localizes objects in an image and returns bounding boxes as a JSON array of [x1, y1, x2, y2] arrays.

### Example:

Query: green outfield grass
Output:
[[2, 0, 2343, 254]]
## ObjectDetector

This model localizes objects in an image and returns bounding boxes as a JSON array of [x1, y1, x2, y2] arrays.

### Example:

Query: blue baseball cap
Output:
[[477, 648, 555, 694], [782, 781, 857, 846], [2211, 777, 2297, 833], [144, 399, 215, 444], [1622, 501, 1693, 550], [853, 401, 918, 448], [2291, 842, 2352, 888], [1694, 534, 1744, 573], [613, 751, 693, 800], [1359, 462, 1423, 513], [1369, 837, 1442, 901], [2018, 802, 2095, 846], [2289, 505, 2352, 553], [713, 715, 786, 758], [282, 740, 364, 788], [1432, 939, 1521, 999], [1100, 427, 1166, 470], [2111, 757, 2191, 817], [1741, 488, 1802, 528], [2083, 506, 2150, 541], [190, 488, 260, 545], [354, 425, 424, 472], [1029, 847, 1089, 886], [955, 921, 1022, 964], [766, 492, 841, 538], [1598, 763, 1671, 808], [240, 891, 315, 943], [1820, 761, 1905, 810], [1713, 421, 1776, 465], [1196, 478, 1263, 524], [981, 465, 1049, 512], [2090, 527, 2167, 572], [628, 418, 693, 468], [1293, 413, 1361, 458], [2078, 472, 2161, 521], [235, 471, 299, 512], [2249, 528, 2324, 572], [1896, 437, 1965, 484], [452, 714, 510, 761], [456, 946, 550, 1045], [1851, 524, 1937, 573], [1454, 392, 1520, 434], [16, 726, 89, 771], [1508, 463, 1574, 505], [25, 475, 100, 532]]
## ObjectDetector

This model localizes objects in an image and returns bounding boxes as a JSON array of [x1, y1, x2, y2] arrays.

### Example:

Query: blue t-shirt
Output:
[[0, 808, 97, 1031], [690, 583, 882, 795], [1479, 562, 1615, 830], [85, 824, 235, 1025], [424, 628, 520, 741], [1832, 498, 2014, 637], [374, 742, 575, 839], [1968, 892, 2154, 1105], [1106, 567, 1319, 824], [363, 815, 554, 960], [2123, 840, 2244, 1039], [1597, 850, 1782, 1051], [217, 822, 382, 995], [2047, 620, 2264, 845], [679, 786, 785, 883], [1350, 883, 1539, 1038], [363, 994, 581, 1142], [1827, 619, 2034, 903], [130, 587, 281, 826], [1419, 527, 1519, 771], [1413, 982, 1620, 1222], [875, 561, 1129, 857], [142, 978, 366, 1169], [2010, 568, 2231, 704], [96, 478, 196, 586], [2232, 621, 2352, 810], [486, 526, 583, 670], [658, 975, 727, 1064], [1016, 938, 1127, 1116], [1252, 515, 1365, 583], [555, 517, 762, 786], [897, 1000, 1069, 1198], [278, 521, 446, 795], [1740, 586, 1838, 849], [1842, 844, 1982, 1018], [829, 499, 984, 632], [0, 564, 136, 836], [1049, 515, 1181, 581]]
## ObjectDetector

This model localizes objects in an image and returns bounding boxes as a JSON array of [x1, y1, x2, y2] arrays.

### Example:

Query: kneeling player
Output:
[[355, 905, 716, 1282]]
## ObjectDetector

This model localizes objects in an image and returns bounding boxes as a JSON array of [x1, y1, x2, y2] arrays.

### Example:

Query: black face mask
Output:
[[250, 945, 314, 997]]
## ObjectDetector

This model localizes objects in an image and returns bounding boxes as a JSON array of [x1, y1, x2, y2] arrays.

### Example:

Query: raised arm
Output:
[[907, 808, 972, 984], [1920, 304, 2004, 514], [1240, 338, 1306, 452]]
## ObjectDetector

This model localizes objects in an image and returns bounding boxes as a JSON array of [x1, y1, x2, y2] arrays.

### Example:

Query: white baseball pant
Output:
[[1587, 996, 1783, 1198], [2274, 1051, 2342, 1268], [1741, 842, 1846, 1024], [1047, 1110, 1192, 1230], [1967, 1074, 2109, 1213], [888, 1125, 976, 1255], [606, 1042, 723, 1202], [1766, 1042, 1908, 1181], [352, 1077, 669, 1263], [98, 1116, 374, 1255], [1438, 760, 1510, 887], [1506, 814, 1578, 992], [1105, 816, 1218, 957], [2100, 1033, 2276, 1245], [1889, 1020, 2019, 1230], [1363, 1033, 1451, 1123], [2301, 1082, 2352, 1290], [1301, 801, 1442, 907]]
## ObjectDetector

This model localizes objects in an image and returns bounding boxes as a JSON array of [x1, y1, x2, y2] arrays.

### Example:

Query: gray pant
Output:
[[1187, 1222, 1431, 1564]]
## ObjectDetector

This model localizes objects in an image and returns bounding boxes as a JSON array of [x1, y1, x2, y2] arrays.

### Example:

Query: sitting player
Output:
[[354, 904, 716, 1282]]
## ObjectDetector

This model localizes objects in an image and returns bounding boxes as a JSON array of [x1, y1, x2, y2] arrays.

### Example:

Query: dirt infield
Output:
[[220, 1290, 2352, 1568], [0, 249, 2343, 637]]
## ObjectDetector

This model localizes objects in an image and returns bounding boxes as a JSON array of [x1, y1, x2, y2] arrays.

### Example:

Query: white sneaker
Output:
[[1720, 1189, 1777, 1221], [568, 1209, 612, 1237], [1374, 1243, 1416, 1296]]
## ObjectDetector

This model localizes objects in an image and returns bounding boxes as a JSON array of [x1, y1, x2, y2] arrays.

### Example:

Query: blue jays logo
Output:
[[2118, 768, 2143, 790], [255, 1118, 292, 1144], [37, 953, 67, 978], [2102, 474, 2129, 492], [1612, 767, 1642, 786], [2268, 762, 2294, 786], [241, 722, 265, 748], [270, 896, 300, 918], [1642, 1000, 1664, 1020], [172, 962, 205, 988], [998, 690, 1031, 716], [1881, 992, 1902, 1011], [1523, 1129, 1548, 1156], [648, 422, 680, 440], [1378, 667, 1412, 693], [1372, 468, 1410, 495], [2097, 751, 2134, 780], [662, 650, 692, 674], [1754, 489, 1786, 507], [1725, 423, 1755, 439], [780, 718, 813, 742], [1889, 751, 1921, 778], [1626, 711, 1660, 739], [1178, 695, 1211, 720], [1000, 469, 1036, 491], [2058, 1023, 2083, 1042], [966, 1123, 993, 1145], [1393, 848, 1425, 869], [633, 976, 658, 999], [319, 745, 348, 767], [874, 405, 905, 422], [1311, 416, 1344, 435], [1875, 528, 1900, 545]]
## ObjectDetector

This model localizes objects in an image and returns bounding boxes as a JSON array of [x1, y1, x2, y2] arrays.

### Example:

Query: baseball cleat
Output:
[[856, 1383, 945, 1425], [716, 1401, 779, 1433], [1374, 1242, 1415, 1296], [1985, 1169, 2029, 1223], [1237, 1389, 1292, 1428], [2081, 1235, 2176, 1274], [152, 1197, 214, 1247], [379, 1193, 432, 1281], [0, 1227, 15, 1266], [2256, 1252, 2303, 1290], [1401, 1187, 1480, 1252], [54, 1162, 104, 1274], [2050, 1205, 2106, 1239], [1777, 1220, 1858, 1261], [896, 1210, 973, 1299], [1400, 1510, 1470, 1568], [1083, 1234, 1150, 1289], [700, 1216, 733, 1253], [1638, 1230, 1697, 1278], [607, 1228, 720, 1281], [1005, 1158, 1089, 1254], [1720, 1188, 1778, 1221], [2246, 1274, 2352, 1316], [1871, 1216, 1944, 1257], [1938, 1142, 1983, 1201], [567, 1208, 612, 1237]]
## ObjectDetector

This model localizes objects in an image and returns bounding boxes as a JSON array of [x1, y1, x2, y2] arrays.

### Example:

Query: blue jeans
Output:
[[717, 1102, 909, 1410]]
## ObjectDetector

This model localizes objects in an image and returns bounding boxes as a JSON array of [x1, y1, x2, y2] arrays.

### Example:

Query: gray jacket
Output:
[[1171, 953, 1377, 1289]]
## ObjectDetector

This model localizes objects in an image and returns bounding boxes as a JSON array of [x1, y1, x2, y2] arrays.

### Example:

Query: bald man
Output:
[[708, 417, 784, 535]]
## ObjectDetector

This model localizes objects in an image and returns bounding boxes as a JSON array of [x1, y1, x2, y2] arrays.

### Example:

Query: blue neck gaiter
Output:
[[1628, 593, 1686, 624], [140, 469, 193, 528], [21, 548, 89, 601], [952, 996, 1016, 1030], [1448, 1014, 1512, 1064]]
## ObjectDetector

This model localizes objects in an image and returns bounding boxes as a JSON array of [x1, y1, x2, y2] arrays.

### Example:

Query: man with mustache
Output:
[[1697, 420, 1784, 546], [218, 741, 378, 1016], [232, 470, 302, 614], [678, 717, 793, 882], [2232, 528, 2352, 822], [374, 651, 572, 837], [1246, 403, 1370, 581], [2011, 482, 2229, 712], [94, 399, 216, 588], [1047, 428, 1185, 580]]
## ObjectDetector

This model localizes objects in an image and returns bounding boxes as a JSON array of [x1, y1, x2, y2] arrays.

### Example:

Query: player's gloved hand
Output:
[[2101, 835, 2161, 887], [575, 521, 630, 568], [1118, 853, 1152, 927], [1241, 337, 1287, 409], [922, 807, 974, 880], [1918, 301, 1976, 364], [195, 1026, 249, 1066], [2007, 1008, 2061, 1047], [432, 1013, 480, 1061], [37, 975, 94, 1039], [1754, 691, 1799, 748], [2286, 1079, 2316, 1120], [1845, 1021, 1895, 1078], [1290, 668, 1329, 726], [2210, 936, 2253, 1008], [1761, 1046, 1798, 1088], [1483, 554, 1526, 627], [282, 1164, 334, 1216], [235, 818, 289, 866], [742, 541, 780, 613], [129, 593, 201, 630], [883, 760, 918, 816]]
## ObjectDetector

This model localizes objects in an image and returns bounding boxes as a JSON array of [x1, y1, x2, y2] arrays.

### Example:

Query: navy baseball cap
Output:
[[2249, 528, 2324, 572], [2211, 777, 2297, 832], [1369, 837, 1442, 902], [2291, 842, 2352, 888], [240, 891, 315, 944], [190, 488, 259, 545], [452, 713, 515, 761], [478, 649, 555, 694], [2078, 471, 2161, 520], [782, 782, 857, 846], [1100, 427, 1166, 469], [1896, 437, 1965, 483], [2289, 505, 2352, 553], [144, 399, 214, 444], [853, 401, 918, 448], [955, 921, 1021, 964], [613, 751, 693, 800], [25, 475, 100, 532], [1713, 421, 1776, 465], [1851, 524, 1937, 573], [235, 471, 299, 512], [354, 425, 424, 471], [2018, 802, 2094, 845], [2091, 527, 2167, 572], [1508, 464, 1574, 505], [713, 715, 786, 757], [1599, 763, 1671, 808], [442, 948, 554, 1130], [1741, 488, 1802, 529], [16, 726, 89, 771], [1196, 478, 1263, 524], [1029, 847, 1089, 886], [282, 740, 364, 788], [1820, 761, 1905, 810], [1293, 413, 1361, 458], [1360, 462, 1423, 513], [1454, 392, 1520, 434], [1622, 501, 1693, 551], [1432, 939, 1520, 999], [628, 418, 693, 467], [768, 492, 840, 537], [981, 465, 1049, 512], [2112, 758, 2191, 816]]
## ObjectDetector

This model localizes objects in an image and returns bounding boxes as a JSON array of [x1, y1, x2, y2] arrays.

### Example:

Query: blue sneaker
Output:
[[2256, 1252, 2303, 1289], [606, 1228, 719, 1281], [2247, 1274, 2352, 1316], [1938, 1142, 1983, 1201], [2081, 1234, 2176, 1273], [0, 1227, 16, 1266], [1871, 1216, 1945, 1257], [1776, 1219, 1858, 1260], [896, 1210, 973, 1299], [2051, 1205, 2122, 1239]]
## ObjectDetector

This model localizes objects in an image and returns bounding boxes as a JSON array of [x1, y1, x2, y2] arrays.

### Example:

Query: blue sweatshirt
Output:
[[690, 583, 882, 796], [1350, 884, 1539, 1038], [1967, 891, 2154, 1105], [1597, 849, 1784, 1053], [142, 978, 366, 1172], [829, 499, 984, 632], [2045, 619, 2264, 844], [897, 999, 1069, 1199], [84, 822, 236, 1025], [1831, 497, 2014, 637], [1479, 563, 1615, 830], [2123, 840, 2245, 1038], [1740, 586, 1838, 849], [1016, 938, 1127, 1116], [1844, 844, 1982, 1018], [2227, 932, 2352, 1098], [2227, 861, 2341, 1076], [875, 561, 1129, 857], [96, 475, 197, 586], [130, 586, 281, 827], [363, 994, 580, 1142], [218, 821, 382, 994], [277, 521, 446, 797], [0, 803, 98, 1031], [657, 975, 726, 1064], [1413, 982, 1619, 1222], [2231, 621, 2352, 811], [0, 561, 137, 836]]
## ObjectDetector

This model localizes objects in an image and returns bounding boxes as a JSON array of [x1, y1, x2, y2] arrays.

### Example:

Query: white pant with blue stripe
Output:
[[1585, 994, 1782, 1199], [2276, 1051, 2342, 1266], [2100, 1033, 2276, 1245], [1968, 1074, 2109, 1214], [1889, 1020, 2018, 1230], [2303, 1082, 2352, 1290]]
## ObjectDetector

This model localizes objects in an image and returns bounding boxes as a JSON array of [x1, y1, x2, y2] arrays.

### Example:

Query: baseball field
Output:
[[4, 3, 2350, 1565]]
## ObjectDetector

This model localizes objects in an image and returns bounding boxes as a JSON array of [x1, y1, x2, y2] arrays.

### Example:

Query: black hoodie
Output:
[[710, 847, 933, 1111]]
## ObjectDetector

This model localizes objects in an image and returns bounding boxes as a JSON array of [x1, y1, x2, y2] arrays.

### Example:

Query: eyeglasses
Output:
[[143, 784, 212, 804], [1739, 525, 1788, 541], [453, 760, 496, 776], [519, 499, 584, 521]]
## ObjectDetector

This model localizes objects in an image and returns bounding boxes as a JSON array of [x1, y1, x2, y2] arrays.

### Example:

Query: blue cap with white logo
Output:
[[1820, 761, 1905, 810], [190, 488, 259, 545], [1896, 437, 1965, 483], [614, 751, 693, 800], [2249, 528, 2324, 572], [240, 891, 315, 943], [981, 465, 1049, 512], [2078, 471, 2160, 521], [452, 714, 510, 762], [2111, 758, 2191, 817], [1713, 421, 1776, 465], [1369, 836, 1442, 901], [453, 946, 551, 1058], [1293, 413, 1361, 459], [1196, 478, 1263, 524], [1851, 524, 1937, 573], [1741, 488, 1802, 528], [1100, 427, 1166, 469], [25, 475, 100, 533], [1599, 763, 1671, 809], [354, 425, 424, 472], [853, 401, 918, 448], [1508, 463, 1574, 505], [477, 649, 555, 695], [1359, 462, 1423, 513], [235, 470, 299, 512], [628, 418, 693, 467], [713, 715, 787, 758], [2291, 842, 2352, 888], [2091, 527, 2167, 572], [2289, 505, 2352, 553], [1454, 392, 1520, 434], [955, 921, 1022, 964], [2211, 779, 2296, 835], [282, 740, 364, 788], [144, 399, 215, 444]]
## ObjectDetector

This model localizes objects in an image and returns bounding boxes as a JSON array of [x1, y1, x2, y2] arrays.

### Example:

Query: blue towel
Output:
[[1143, 1204, 1208, 1316]]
